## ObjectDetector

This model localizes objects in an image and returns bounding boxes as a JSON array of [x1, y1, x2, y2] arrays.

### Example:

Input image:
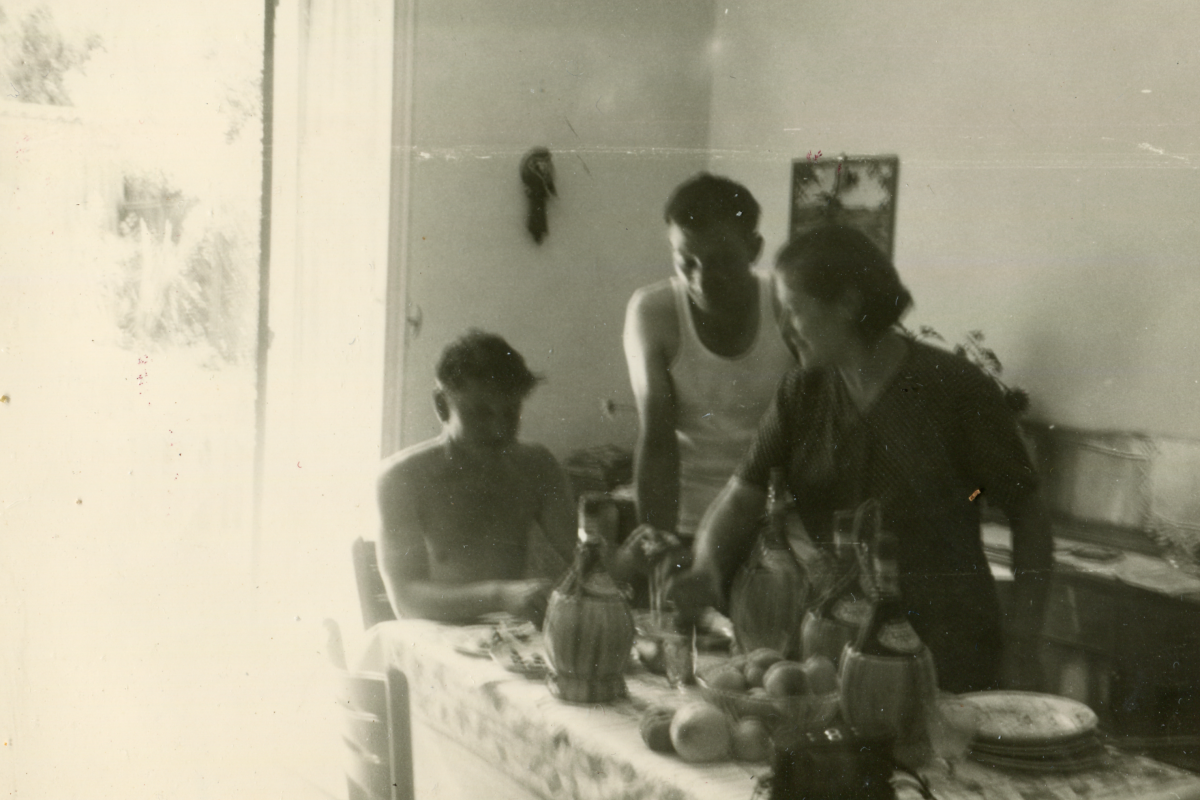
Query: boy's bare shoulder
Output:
[[378, 436, 446, 487]]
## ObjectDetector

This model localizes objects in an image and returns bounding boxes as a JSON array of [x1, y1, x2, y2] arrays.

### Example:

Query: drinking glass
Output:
[[647, 539, 690, 615], [648, 610, 695, 688]]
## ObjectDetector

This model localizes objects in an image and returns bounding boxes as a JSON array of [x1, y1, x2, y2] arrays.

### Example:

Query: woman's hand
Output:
[[666, 565, 723, 627]]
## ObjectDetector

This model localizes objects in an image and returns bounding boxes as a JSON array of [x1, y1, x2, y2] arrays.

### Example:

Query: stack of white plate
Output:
[[957, 691, 1107, 772]]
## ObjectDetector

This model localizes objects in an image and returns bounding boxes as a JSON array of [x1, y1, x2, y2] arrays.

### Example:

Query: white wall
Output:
[[705, 1, 1200, 438], [397, 0, 717, 458]]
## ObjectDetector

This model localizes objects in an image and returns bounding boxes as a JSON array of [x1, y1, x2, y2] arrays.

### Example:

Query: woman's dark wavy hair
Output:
[[775, 225, 913, 341], [435, 329, 542, 397]]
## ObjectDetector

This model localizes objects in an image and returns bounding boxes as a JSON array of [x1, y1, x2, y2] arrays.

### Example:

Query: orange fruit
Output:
[[799, 655, 838, 695], [744, 663, 767, 688], [763, 660, 807, 697], [746, 647, 785, 672], [640, 706, 676, 753], [707, 665, 748, 692], [731, 717, 772, 762], [670, 701, 732, 763]]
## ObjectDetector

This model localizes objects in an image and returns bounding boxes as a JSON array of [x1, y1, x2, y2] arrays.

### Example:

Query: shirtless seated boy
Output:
[[376, 330, 577, 624]]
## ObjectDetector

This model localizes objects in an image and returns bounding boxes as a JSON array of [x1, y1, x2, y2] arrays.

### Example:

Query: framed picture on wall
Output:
[[789, 154, 900, 257]]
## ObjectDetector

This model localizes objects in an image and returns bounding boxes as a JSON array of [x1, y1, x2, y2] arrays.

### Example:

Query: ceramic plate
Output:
[[444, 625, 500, 658], [970, 743, 1107, 773], [971, 732, 1102, 758], [445, 618, 539, 658], [959, 691, 1098, 744], [970, 752, 1107, 773], [1062, 543, 1123, 563], [969, 734, 1099, 762]]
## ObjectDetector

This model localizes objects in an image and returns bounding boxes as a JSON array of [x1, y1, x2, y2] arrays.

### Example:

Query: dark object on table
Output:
[[519, 146, 555, 244], [770, 724, 899, 800], [353, 537, 398, 629], [564, 444, 633, 494], [323, 618, 414, 800], [490, 641, 550, 678], [563, 445, 637, 553]]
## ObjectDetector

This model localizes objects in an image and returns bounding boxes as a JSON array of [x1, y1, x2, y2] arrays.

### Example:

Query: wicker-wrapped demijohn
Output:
[[800, 500, 878, 666], [838, 528, 939, 752], [543, 493, 636, 703], [727, 468, 809, 659]]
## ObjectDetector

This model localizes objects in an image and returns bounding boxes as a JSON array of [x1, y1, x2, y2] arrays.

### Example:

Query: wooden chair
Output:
[[324, 619, 414, 800], [353, 537, 397, 629]]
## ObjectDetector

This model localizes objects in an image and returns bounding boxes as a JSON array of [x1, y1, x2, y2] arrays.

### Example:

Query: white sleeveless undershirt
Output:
[[669, 270, 794, 535]]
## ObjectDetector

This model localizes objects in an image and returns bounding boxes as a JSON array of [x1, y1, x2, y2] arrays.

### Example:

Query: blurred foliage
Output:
[[2, 3, 263, 367], [0, 3, 102, 105], [901, 325, 1031, 415], [221, 73, 262, 144], [109, 169, 258, 366]]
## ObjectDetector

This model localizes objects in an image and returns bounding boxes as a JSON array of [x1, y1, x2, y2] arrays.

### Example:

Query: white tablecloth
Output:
[[357, 619, 1200, 800]]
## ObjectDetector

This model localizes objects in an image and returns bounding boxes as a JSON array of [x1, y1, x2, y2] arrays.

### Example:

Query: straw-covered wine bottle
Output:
[[839, 529, 938, 754], [800, 500, 877, 665], [542, 493, 636, 703], [727, 467, 809, 659]]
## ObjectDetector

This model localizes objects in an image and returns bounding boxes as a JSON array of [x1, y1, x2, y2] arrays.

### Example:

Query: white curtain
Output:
[[261, 0, 404, 640]]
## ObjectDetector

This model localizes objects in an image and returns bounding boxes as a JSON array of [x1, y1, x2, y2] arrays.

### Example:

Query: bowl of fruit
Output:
[[639, 701, 774, 764], [695, 649, 840, 732]]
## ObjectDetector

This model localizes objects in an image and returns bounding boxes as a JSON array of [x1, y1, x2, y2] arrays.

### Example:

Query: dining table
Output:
[[354, 618, 1200, 800]]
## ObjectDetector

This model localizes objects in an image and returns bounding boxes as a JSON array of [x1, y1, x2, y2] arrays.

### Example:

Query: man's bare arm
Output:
[[624, 288, 681, 532], [670, 476, 765, 619], [387, 577, 550, 624], [376, 461, 549, 623]]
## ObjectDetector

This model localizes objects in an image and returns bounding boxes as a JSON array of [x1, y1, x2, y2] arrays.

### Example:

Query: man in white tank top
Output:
[[622, 174, 796, 555]]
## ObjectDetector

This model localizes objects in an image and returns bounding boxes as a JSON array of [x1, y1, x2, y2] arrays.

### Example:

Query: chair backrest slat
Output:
[[342, 744, 391, 800], [336, 671, 388, 713], [386, 668, 414, 800], [342, 709, 389, 760], [353, 537, 398, 629], [329, 662, 414, 800]]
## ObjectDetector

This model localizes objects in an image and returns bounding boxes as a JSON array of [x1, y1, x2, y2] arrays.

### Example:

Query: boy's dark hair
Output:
[[775, 225, 913, 341], [435, 329, 541, 396], [663, 173, 760, 237]]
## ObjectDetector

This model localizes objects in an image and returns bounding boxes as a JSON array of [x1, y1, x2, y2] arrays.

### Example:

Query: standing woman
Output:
[[673, 225, 1053, 693]]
